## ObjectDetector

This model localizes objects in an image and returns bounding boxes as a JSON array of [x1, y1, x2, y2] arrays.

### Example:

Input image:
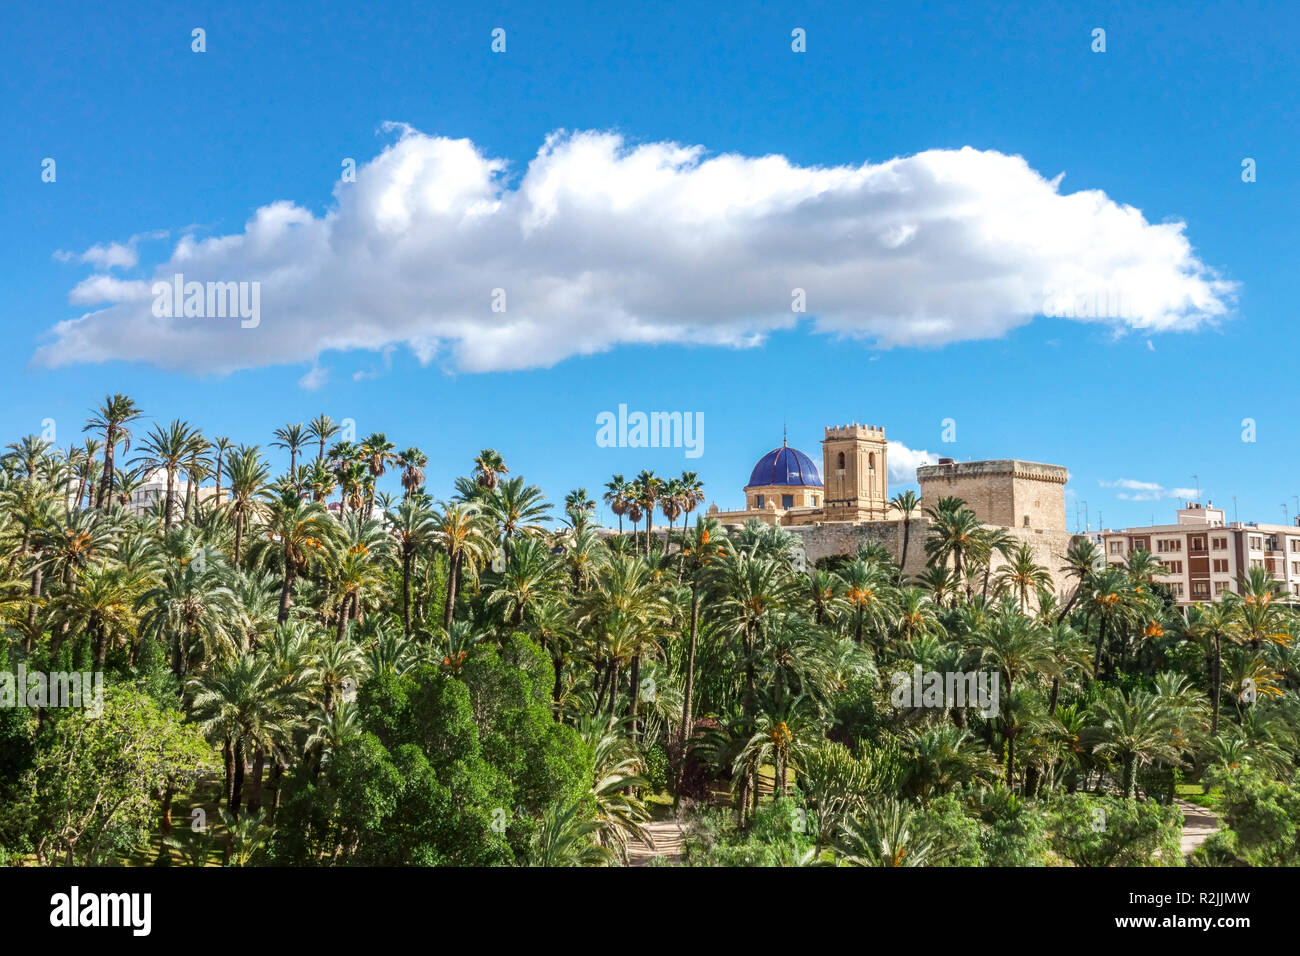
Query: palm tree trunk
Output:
[[222, 738, 234, 809], [442, 552, 461, 632], [278, 563, 296, 624], [247, 748, 265, 814], [229, 739, 245, 817], [629, 655, 641, 743], [900, 519, 911, 579], [163, 467, 176, 527], [606, 661, 620, 728], [335, 597, 349, 641], [98, 430, 115, 507], [679, 583, 701, 755], [1210, 636, 1221, 735], [401, 550, 413, 637]]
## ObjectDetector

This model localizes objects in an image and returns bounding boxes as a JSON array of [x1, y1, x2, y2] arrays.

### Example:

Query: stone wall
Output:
[[916, 459, 1069, 533], [786, 518, 1078, 599]]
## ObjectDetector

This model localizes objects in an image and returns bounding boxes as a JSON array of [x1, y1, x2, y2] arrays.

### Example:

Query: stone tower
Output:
[[821, 423, 889, 521]]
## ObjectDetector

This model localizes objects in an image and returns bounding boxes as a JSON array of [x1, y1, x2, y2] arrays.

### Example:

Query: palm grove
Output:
[[2, 395, 1299, 867]]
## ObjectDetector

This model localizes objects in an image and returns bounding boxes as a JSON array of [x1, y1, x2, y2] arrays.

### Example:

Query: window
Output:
[[1251, 559, 1263, 569], [812, 496, 818, 506], [867, 452, 875, 472], [1109, 541, 1122, 554], [1215, 581, 1231, 594], [1251, 536, 1263, 550], [1161, 560, 1183, 574], [1213, 559, 1229, 573], [782, 494, 794, 509], [1291, 540, 1300, 553], [1173, 582, 1185, 597], [1192, 581, 1210, 597], [1292, 561, 1300, 575], [1157, 539, 1181, 553], [837, 452, 845, 470], [1213, 537, 1228, 550], [1190, 536, 1206, 551], [755, 495, 765, 508]]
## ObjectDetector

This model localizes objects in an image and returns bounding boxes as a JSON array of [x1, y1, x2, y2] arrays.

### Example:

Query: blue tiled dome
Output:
[[747, 443, 824, 488]]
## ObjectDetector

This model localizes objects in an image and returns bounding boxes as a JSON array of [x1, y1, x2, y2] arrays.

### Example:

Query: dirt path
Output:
[[1175, 798, 1220, 857], [627, 820, 687, 866]]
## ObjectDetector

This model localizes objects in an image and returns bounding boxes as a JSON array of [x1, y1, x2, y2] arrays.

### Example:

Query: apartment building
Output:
[[1099, 501, 1300, 604]]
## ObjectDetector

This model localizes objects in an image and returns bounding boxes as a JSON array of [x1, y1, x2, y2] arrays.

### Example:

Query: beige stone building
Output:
[[1099, 501, 1300, 604], [706, 423, 1078, 595]]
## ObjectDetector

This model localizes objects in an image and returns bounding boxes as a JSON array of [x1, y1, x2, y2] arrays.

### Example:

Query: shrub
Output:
[[1045, 793, 1183, 866]]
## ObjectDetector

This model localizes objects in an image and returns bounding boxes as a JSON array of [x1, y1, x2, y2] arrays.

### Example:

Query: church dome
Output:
[[746, 443, 824, 488]]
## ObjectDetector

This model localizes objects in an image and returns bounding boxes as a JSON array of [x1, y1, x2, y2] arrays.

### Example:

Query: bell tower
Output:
[[821, 423, 888, 521]]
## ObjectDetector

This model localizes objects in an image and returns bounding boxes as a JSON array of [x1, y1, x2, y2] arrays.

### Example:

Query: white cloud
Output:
[[298, 365, 330, 390], [68, 275, 152, 305], [53, 230, 168, 272], [888, 440, 935, 483], [1101, 478, 1207, 502], [34, 128, 1236, 375]]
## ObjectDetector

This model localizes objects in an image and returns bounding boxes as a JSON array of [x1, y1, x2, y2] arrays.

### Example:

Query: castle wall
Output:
[[917, 460, 1068, 533], [786, 519, 1078, 599]]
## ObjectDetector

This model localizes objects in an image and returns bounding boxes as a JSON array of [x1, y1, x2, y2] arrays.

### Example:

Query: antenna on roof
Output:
[[783, 420, 788, 447]]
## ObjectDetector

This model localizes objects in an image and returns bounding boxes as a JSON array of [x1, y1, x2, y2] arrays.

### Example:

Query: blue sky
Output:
[[4, 0, 1297, 531]]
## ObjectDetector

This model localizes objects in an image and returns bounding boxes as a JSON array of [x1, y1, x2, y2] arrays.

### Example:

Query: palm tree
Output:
[[633, 469, 662, 556], [396, 447, 427, 498], [1083, 688, 1184, 799], [306, 414, 340, 463], [924, 497, 981, 601], [251, 489, 338, 623], [432, 501, 495, 632], [995, 542, 1053, 613], [84, 393, 143, 508], [890, 489, 920, 575], [486, 535, 562, 632], [677, 471, 705, 530], [484, 476, 552, 544], [837, 557, 896, 658], [474, 448, 508, 491], [563, 488, 596, 530], [225, 446, 270, 564], [359, 432, 396, 515], [180, 430, 211, 521], [189, 653, 298, 817], [967, 608, 1059, 786], [603, 474, 630, 533], [272, 423, 309, 486], [211, 435, 233, 502], [132, 419, 199, 528], [47, 562, 138, 669], [136, 558, 240, 677], [1058, 537, 1100, 620], [388, 499, 436, 638], [707, 548, 798, 815]]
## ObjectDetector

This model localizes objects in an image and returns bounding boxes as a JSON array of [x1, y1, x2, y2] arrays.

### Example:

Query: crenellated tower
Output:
[[821, 423, 889, 521]]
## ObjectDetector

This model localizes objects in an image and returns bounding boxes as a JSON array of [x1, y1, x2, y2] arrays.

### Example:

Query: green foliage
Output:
[[913, 793, 982, 866], [1195, 769, 1300, 866], [0, 685, 212, 865], [682, 800, 817, 867], [1044, 793, 1183, 867]]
